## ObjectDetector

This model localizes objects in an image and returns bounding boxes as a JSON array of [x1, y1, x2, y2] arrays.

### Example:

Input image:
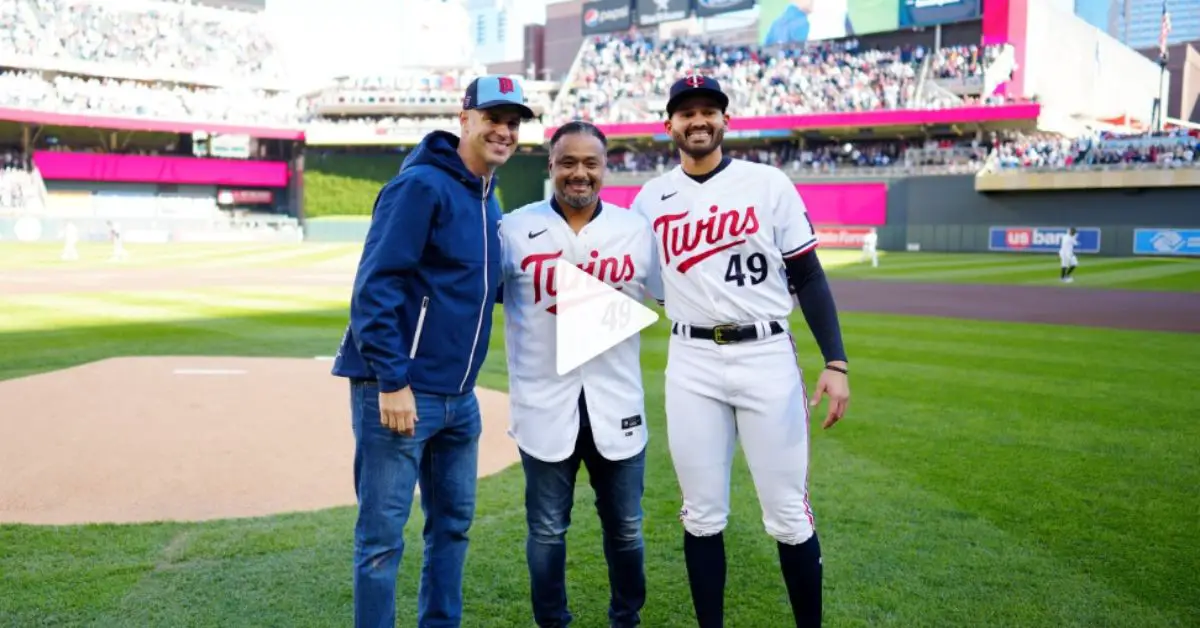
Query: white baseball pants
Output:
[[664, 329, 815, 546]]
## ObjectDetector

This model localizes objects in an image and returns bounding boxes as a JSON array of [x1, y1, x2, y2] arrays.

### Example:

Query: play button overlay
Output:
[[554, 260, 659, 376]]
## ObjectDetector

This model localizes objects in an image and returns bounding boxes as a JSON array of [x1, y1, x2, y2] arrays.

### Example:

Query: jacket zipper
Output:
[[459, 175, 490, 393], [410, 296, 430, 359]]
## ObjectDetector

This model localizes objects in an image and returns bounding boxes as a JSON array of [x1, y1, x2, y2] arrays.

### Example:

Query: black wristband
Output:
[[825, 364, 848, 375]]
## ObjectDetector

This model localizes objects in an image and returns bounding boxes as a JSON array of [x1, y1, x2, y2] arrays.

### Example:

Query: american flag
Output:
[[1159, 1, 1172, 58]]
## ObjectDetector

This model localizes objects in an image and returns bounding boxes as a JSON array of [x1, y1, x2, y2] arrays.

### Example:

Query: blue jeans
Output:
[[349, 380, 482, 628], [521, 392, 647, 627]]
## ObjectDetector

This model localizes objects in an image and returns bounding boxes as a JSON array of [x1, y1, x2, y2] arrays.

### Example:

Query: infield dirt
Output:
[[0, 356, 516, 526]]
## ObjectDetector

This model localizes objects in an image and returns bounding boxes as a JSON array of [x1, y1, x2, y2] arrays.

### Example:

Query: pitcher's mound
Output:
[[0, 356, 516, 526]]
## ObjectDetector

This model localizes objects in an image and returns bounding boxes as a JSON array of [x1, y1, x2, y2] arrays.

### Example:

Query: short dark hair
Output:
[[549, 120, 607, 149]]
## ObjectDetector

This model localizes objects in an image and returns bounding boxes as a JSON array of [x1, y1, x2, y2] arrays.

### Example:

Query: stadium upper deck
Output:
[[0, 0, 1195, 190]]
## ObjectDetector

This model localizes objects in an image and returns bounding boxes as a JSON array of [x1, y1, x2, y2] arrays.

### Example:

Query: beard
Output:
[[559, 179, 597, 208], [674, 124, 725, 160]]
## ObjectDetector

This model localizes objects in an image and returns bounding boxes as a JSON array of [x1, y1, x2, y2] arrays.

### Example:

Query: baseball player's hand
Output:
[[380, 387, 418, 437], [810, 364, 849, 429]]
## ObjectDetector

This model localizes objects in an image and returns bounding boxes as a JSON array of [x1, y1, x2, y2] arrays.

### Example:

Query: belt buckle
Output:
[[711, 324, 737, 345]]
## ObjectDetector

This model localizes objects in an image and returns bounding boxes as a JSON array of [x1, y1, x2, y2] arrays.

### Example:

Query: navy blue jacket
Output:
[[332, 130, 503, 395]]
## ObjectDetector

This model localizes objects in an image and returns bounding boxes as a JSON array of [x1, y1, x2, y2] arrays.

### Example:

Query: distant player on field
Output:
[[108, 220, 128, 261], [861, 228, 878, 267], [61, 221, 79, 261], [1059, 227, 1078, 283]]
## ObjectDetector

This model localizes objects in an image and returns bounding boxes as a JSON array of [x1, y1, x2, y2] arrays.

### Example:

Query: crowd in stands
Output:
[[0, 70, 305, 126], [0, 149, 37, 212], [927, 44, 1002, 82], [607, 137, 989, 175], [993, 128, 1199, 170], [554, 36, 1011, 124], [316, 73, 554, 113], [0, 0, 285, 82]]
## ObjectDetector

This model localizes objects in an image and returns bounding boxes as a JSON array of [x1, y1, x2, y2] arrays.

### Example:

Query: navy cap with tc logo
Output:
[[666, 75, 730, 116]]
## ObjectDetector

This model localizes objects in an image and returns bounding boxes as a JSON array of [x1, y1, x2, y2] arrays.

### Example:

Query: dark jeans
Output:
[[349, 380, 482, 628], [520, 394, 647, 627]]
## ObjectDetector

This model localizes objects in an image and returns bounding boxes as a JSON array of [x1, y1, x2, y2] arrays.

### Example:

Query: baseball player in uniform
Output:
[[1059, 227, 1078, 283], [107, 221, 128, 261], [631, 76, 851, 627], [499, 120, 658, 628], [60, 221, 79, 261], [860, 228, 878, 267]]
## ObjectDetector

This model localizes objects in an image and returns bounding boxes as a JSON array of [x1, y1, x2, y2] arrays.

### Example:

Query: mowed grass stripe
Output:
[[872, 256, 1132, 281], [0, 309, 347, 380], [826, 253, 1025, 274], [180, 244, 359, 269], [0, 243, 289, 270], [0, 289, 349, 333], [823, 252, 1200, 292], [0, 243, 363, 271], [1059, 257, 1200, 289]]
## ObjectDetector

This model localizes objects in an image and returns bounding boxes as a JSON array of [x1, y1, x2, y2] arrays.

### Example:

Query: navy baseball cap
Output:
[[462, 75, 535, 119], [666, 75, 729, 116]]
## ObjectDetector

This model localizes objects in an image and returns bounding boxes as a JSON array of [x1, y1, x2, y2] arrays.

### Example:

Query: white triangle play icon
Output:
[[554, 259, 659, 376]]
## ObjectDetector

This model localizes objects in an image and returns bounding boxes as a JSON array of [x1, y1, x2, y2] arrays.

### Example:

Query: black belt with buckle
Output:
[[673, 321, 785, 345]]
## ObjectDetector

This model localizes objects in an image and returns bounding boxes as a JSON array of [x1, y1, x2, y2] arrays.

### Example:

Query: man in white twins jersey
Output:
[[631, 76, 851, 628], [498, 121, 658, 628]]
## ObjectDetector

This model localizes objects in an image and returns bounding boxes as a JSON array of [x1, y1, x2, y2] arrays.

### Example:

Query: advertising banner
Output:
[[898, 0, 981, 28], [598, 183, 887, 226], [1133, 228, 1200, 257], [218, 189, 275, 206], [582, 0, 633, 34], [987, 226, 1102, 253], [32, 151, 290, 187], [816, 227, 874, 249], [695, 0, 755, 18], [636, 0, 689, 26]]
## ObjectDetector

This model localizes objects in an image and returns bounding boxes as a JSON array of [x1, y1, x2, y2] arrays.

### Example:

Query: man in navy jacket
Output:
[[332, 75, 534, 628]]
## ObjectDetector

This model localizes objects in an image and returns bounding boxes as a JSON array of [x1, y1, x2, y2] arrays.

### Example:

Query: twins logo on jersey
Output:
[[652, 205, 761, 273], [520, 249, 636, 313]]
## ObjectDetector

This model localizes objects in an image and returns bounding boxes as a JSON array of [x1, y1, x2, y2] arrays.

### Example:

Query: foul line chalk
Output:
[[313, 356, 335, 361], [173, 368, 248, 376]]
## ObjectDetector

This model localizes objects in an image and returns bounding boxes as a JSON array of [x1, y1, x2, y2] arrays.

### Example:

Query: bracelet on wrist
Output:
[[825, 364, 848, 375]]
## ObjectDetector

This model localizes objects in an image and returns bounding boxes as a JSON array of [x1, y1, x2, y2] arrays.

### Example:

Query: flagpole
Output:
[[1152, 0, 1172, 131]]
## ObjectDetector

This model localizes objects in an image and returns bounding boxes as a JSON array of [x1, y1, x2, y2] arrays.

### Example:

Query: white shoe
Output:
[[1063, 277, 1074, 283]]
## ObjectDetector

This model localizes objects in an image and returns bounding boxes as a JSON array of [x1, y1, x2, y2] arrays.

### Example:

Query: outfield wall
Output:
[[890, 175, 1200, 256], [299, 174, 1200, 257]]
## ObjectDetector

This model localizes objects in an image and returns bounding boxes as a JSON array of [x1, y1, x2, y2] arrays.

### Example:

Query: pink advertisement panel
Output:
[[0, 107, 305, 140], [33, 151, 291, 187], [547, 103, 1040, 138], [598, 182, 887, 226]]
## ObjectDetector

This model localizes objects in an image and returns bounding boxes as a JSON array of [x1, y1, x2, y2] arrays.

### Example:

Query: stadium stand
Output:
[[991, 129, 1199, 171], [0, 70, 305, 126], [1, 0, 1196, 237], [551, 35, 1020, 125], [1, 0, 285, 82], [606, 137, 991, 176]]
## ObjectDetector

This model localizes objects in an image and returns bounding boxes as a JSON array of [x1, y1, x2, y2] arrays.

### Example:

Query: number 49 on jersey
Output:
[[724, 252, 768, 287]]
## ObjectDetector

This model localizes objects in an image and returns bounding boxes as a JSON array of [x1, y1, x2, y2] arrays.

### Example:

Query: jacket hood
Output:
[[401, 130, 499, 195]]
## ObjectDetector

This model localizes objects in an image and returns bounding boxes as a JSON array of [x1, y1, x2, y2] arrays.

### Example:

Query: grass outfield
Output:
[[822, 251, 1200, 292], [1, 245, 1199, 627]]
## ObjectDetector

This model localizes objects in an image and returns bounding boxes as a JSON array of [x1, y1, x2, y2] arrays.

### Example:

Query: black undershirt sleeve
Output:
[[784, 251, 848, 364]]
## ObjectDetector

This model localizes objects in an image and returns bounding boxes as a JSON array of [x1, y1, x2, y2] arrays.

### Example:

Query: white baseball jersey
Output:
[[631, 159, 818, 326], [1059, 232, 1077, 256], [863, 231, 878, 248], [499, 199, 657, 463]]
